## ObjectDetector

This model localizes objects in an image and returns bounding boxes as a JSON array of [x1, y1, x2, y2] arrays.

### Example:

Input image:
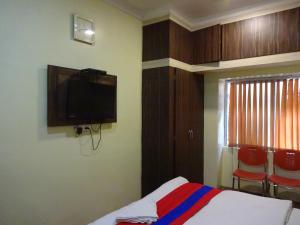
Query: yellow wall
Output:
[[0, 1, 142, 225], [203, 64, 300, 187]]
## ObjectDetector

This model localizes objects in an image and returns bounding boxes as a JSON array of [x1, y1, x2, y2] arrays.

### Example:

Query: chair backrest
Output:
[[273, 149, 300, 171], [238, 145, 268, 167]]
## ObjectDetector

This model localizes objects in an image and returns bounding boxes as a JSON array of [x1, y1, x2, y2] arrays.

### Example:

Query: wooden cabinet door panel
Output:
[[188, 74, 204, 183], [174, 69, 204, 182], [170, 21, 193, 64], [143, 21, 170, 62], [174, 69, 191, 179], [142, 67, 174, 196], [222, 7, 300, 60], [193, 25, 221, 64]]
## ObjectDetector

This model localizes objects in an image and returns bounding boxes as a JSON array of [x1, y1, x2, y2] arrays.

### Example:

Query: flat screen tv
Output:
[[67, 69, 117, 124]]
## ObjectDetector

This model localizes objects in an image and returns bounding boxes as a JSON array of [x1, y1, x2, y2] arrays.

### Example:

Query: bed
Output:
[[88, 177, 300, 225]]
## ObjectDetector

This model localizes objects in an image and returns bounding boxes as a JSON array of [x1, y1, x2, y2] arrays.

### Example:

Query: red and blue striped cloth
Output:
[[118, 183, 221, 225]]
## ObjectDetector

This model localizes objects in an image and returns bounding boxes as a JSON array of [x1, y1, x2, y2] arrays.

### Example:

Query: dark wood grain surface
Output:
[[193, 25, 221, 64], [222, 7, 300, 60], [174, 68, 204, 183], [143, 21, 170, 61], [188, 73, 204, 183], [142, 67, 204, 196], [174, 68, 192, 180], [143, 20, 217, 64], [170, 20, 193, 64], [48, 65, 79, 127], [143, 7, 300, 63], [142, 67, 175, 196]]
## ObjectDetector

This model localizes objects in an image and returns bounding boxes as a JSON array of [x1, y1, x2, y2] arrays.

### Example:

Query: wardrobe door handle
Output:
[[188, 129, 191, 139]]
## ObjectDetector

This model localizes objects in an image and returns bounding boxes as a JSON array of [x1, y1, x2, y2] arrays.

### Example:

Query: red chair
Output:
[[268, 149, 300, 197], [232, 145, 268, 195]]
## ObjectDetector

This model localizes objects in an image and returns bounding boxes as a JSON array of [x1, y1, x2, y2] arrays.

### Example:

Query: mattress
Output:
[[88, 177, 294, 225], [287, 209, 300, 225], [184, 190, 292, 225]]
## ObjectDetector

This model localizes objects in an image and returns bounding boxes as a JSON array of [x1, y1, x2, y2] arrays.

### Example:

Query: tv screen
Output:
[[67, 74, 117, 123]]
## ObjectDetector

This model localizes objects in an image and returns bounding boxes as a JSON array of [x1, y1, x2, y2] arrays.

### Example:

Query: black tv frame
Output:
[[47, 65, 117, 127]]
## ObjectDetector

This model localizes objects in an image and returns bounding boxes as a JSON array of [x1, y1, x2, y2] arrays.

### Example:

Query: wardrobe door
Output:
[[174, 68, 192, 179], [142, 67, 175, 196], [174, 69, 204, 183], [188, 73, 204, 183]]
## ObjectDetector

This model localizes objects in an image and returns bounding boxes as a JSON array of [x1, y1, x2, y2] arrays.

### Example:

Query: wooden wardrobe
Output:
[[142, 66, 204, 196]]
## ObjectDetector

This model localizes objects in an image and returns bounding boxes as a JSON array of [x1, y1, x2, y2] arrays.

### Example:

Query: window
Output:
[[225, 75, 300, 151]]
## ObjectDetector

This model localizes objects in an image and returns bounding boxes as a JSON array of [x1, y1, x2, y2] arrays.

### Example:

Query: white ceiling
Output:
[[103, 0, 300, 29]]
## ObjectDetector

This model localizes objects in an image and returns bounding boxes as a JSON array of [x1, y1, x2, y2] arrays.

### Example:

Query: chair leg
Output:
[[262, 181, 265, 196], [232, 177, 235, 190], [273, 184, 278, 198], [275, 185, 278, 198], [238, 178, 241, 191], [266, 179, 269, 196]]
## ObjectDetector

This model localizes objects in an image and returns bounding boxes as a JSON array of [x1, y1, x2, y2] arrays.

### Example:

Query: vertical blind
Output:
[[227, 77, 300, 151]]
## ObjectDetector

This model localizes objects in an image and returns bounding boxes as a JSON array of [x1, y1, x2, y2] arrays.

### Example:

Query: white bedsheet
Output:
[[287, 209, 300, 225], [88, 177, 294, 225], [88, 177, 188, 225], [115, 198, 158, 224], [184, 190, 292, 225], [88, 198, 157, 225]]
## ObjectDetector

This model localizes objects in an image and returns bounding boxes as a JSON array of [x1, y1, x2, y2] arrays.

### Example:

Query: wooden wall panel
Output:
[[143, 21, 170, 61], [169, 21, 193, 64], [193, 25, 221, 64], [222, 7, 300, 60], [142, 67, 175, 196]]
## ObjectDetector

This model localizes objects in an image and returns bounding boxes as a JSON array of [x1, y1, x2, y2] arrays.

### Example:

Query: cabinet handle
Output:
[[188, 129, 191, 139], [191, 129, 194, 139]]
